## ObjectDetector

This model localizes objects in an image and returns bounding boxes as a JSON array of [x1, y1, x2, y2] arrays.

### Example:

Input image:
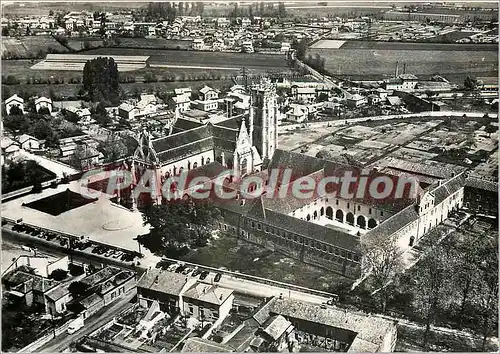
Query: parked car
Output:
[[176, 265, 187, 273], [191, 269, 202, 277], [199, 271, 210, 280], [112, 251, 123, 259], [214, 273, 222, 282], [104, 250, 115, 257], [167, 264, 180, 272], [182, 267, 193, 275]]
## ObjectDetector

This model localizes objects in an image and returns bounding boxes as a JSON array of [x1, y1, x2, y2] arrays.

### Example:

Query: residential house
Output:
[[346, 94, 368, 108], [285, 104, 308, 123], [259, 315, 294, 352], [174, 88, 192, 97], [2, 266, 60, 311], [182, 283, 234, 324], [173, 94, 191, 113], [137, 270, 197, 314], [241, 18, 251, 27], [322, 101, 341, 114], [118, 103, 139, 120], [217, 17, 230, 28], [241, 40, 254, 53], [213, 38, 226, 51], [17, 134, 42, 151], [192, 38, 205, 50], [192, 99, 219, 112], [46, 285, 71, 315], [291, 86, 316, 104], [35, 96, 53, 113], [5, 94, 25, 115], [199, 86, 220, 101], [375, 88, 389, 100], [77, 266, 136, 318], [367, 94, 381, 105], [1, 136, 21, 165], [280, 42, 291, 53]]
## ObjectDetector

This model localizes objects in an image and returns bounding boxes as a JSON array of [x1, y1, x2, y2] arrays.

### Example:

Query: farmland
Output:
[[309, 41, 498, 83], [114, 37, 193, 50], [81, 47, 290, 71], [2, 36, 68, 59]]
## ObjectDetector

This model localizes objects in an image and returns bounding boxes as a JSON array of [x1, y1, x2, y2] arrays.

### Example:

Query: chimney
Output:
[[395, 61, 399, 78]]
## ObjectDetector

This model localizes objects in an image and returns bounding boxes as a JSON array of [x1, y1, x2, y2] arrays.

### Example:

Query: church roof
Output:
[[152, 125, 212, 154], [171, 117, 204, 134]]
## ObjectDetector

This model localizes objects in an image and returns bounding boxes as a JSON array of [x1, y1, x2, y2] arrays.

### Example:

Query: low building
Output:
[[241, 40, 254, 53], [119, 103, 139, 120], [192, 38, 204, 50], [385, 74, 419, 92], [137, 269, 234, 323], [173, 94, 191, 113], [1, 136, 21, 165], [182, 283, 234, 324], [346, 94, 367, 108], [35, 96, 53, 113], [17, 134, 42, 151], [291, 86, 316, 104], [192, 99, 219, 112], [199, 85, 220, 101], [285, 104, 308, 123], [464, 176, 498, 216], [5, 94, 25, 115]]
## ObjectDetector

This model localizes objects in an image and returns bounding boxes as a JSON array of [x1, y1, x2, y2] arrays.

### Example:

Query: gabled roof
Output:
[[262, 315, 292, 340], [35, 96, 52, 105], [171, 117, 204, 134], [183, 283, 233, 305], [5, 94, 24, 104], [137, 269, 189, 297], [465, 176, 498, 192], [17, 134, 39, 144], [152, 125, 213, 154], [200, 85, 219, 95], [119, 102, 136, 112]]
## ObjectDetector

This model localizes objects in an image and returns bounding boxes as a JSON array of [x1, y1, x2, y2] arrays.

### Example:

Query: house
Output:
[[77, 266, 136, 318], [137, 270, 197, 314], [192, 38, 204, 50], [137, 269, 234, 323], [285, 104, 308, 123], [2, 266, 60, 312], [346, 94, 367, 108], [192, 99, 219, 112], [17, 134, 42, 151], [35, 96, 53, 113], [5, 94, 25, 115], [280, 42, 291, 53], [199, 85, 220, 101], [259, 315, 294, 352], [173, 94, 191, 113], [217, 17, 230, 28], [118, 102, 139, 120], [241, 40, 254, 53], [375, 88, 389, 100], [322, 101, 341, 114], [46, 285, 71, 315], [368, 94, 381, 105], [1, 137, 21, 165], [182, 283, 234, 323], [291, 86, 316, 104], [213, 39, 226, 51], [174, 88, 192, 97], [241, 18, 251, 27]]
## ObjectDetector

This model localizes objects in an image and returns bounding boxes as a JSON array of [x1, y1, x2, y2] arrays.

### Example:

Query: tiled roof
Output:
[[268, 297, 396, 352], [432, 172, 467, 205], [152, 125, 212, 153], [183, 284, 233, 305], [262, 315, 292, 340], [80, 293, 103, 309], [45, 284, 70, 301], [81, 266, 121, 288], [465, 176, 498, 192], [181, 338, 233, 352], [137, 269, 188, 296], [365, 204, 419, 239], [171, 117, 204, 134], [4, 270, 59, 294], [156, 138, 214, 164]]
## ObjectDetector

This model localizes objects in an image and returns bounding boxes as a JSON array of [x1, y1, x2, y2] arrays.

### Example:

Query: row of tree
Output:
[[229, 2, 287, 19], [356, 223, 498, 350], [145, 2, 205, 22]]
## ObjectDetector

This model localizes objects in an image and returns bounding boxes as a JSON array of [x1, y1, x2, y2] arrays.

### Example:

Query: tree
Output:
[[8, 105, 23, 116], [139, 198, 221, 255], [278, 2, 286, 18], [424, 89, 436, 99], [464, 76, 478, 91], [484, 124, 497, 137], [82, 57, 120, 104], [68, 281, 90, 298], [98, 136, 128, 162], [409, 242, 453, 349], [293, 38, 308, 61], [68, 263, 85, 276], [49, 268, 68, 281], [361, 234, 404, 313]]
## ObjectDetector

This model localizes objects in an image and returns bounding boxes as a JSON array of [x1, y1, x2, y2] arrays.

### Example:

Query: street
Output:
[[38, 291, 136, 353]]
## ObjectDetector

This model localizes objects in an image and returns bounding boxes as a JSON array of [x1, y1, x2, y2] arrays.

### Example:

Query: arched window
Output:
[[409, 236, 415, 247], [320, 207, 324, 216], [346, 213, 354, 225], [206, 158, 211, 164], [326, 207, 333, 219], [313, 211, 318, 219], [187, 161, 191, 170], [368, 218, 377, 229], [241, 158, 248, 175], [193, 162, 198, 169], [306, 214, 311, 221], [335, 209, 344, 222], [201, 156, 205, 165], [356, 215, 366, 229]]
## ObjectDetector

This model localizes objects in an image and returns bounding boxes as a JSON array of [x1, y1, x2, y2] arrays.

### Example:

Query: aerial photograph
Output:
[[1, 0, 498, 352]]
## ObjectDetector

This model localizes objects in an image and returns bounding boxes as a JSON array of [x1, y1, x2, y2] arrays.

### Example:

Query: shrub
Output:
[[68, 263, 84, 276], [49, 268, 68, 281]]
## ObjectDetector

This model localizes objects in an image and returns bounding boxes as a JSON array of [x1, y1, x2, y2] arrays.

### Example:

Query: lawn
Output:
[[114, 37, 193, 50], [181, 232, 352, 291]]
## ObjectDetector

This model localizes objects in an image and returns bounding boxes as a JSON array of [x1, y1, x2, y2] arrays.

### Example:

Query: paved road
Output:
[[38, 292, 136, 353], [18, 150, 78, 178]]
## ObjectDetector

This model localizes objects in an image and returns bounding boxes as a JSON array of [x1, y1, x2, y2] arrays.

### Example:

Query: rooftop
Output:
[[137, 269, 189, 297]]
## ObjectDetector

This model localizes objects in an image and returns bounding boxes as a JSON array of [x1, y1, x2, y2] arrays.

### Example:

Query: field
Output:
[[82, 47, 290, 71], [2, 36, 68, 58], [309, 42, 498, 83], [66, 38, 105, 51], [114, 37, 193, 50]]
